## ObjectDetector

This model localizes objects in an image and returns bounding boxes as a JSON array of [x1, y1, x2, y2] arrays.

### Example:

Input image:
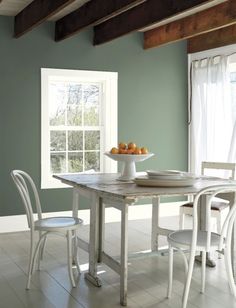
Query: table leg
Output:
[[120, 204, 128, 306], [151, 197, 160, 252], [196, 194, 216, 267], [98, 200, 105, 263], [84, 193, 102, 287], [72, 189, 79, 266], [72, 188, 79, 218]]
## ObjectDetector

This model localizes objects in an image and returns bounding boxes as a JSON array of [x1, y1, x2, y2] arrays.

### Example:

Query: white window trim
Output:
[[41, 68, 118, 189]]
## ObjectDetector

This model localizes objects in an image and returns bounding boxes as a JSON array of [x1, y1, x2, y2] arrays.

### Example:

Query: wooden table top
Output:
[[53, 173, 236, 203]]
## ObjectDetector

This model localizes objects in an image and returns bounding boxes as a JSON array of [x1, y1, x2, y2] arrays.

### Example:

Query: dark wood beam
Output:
[[55, 0, 146, 42], [144, 0, 236, 50], [93, 0, 221, 45], [14, 0, 76, 38], [188, 23, 236, 53]]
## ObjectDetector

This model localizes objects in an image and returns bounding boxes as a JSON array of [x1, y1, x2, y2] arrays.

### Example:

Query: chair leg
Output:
[[178, 249, 188, 276], [73, 230, 81, 274], [26, 233, 35, 290], [201, 251, 206, 293], [179, 207, 185, 230], [67, 230, 76, 287], [224, 245, 236, 297], [216, 214, 222, 259], [32, 233, 48, 274], [182, 250, 195, 308], [40, 236, 47, 261], [167, 245, 174, 298], [37, 232, 47, 270]]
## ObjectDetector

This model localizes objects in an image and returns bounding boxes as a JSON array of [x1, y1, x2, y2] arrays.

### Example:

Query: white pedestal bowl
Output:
[[105, 152, 154, 181]]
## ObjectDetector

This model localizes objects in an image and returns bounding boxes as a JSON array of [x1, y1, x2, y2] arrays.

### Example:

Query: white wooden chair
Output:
[[167, 184, 236, 308], [179, 162, 236, 233], [153, 162, 235, 254], [11, 170, 83, 289]]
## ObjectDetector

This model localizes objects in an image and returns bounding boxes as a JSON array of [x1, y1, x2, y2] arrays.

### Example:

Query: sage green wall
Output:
[[0, 16, 188, 216]]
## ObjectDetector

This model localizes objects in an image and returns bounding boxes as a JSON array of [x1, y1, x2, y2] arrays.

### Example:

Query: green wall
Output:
[[0, 16, 188, 216]]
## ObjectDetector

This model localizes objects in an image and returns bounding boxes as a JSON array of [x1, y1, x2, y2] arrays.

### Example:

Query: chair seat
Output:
[[35, 217, 83, 232], [181, 200, 228, 211], [168, 229, 222, 250]]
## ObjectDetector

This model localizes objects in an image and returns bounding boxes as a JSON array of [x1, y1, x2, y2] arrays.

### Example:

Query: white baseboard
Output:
[[0, 202, 183, 233]]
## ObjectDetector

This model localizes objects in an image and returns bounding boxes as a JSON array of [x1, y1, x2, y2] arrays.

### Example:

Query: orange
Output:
[[141, 147, 149, 154], [118, 142, 127, 150], [110, 147, 119, 154], [134, 147, 142, 155], [127, 149, 134, 154], [128, 142, 136, 150]]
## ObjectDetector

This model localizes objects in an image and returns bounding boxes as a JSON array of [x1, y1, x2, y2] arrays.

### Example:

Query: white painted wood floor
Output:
[[0, 208, 235, 308]]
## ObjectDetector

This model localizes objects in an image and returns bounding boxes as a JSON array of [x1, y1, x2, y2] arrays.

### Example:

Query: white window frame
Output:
[[41, 68, 118, 189]]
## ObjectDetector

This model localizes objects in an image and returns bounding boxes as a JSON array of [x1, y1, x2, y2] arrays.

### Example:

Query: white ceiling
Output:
[[0, 0, 90, 20]]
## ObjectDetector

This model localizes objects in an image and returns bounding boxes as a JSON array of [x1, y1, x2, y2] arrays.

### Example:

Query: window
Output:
[[41, 68, 117, 189], [189, 46, 236, 175], [230, 59, 236, 123]]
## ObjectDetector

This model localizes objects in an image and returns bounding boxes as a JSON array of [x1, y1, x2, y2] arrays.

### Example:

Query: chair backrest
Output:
[[201, 161, 236, 180], [191, 184, 236, 252], [11, 170, 42, 229]]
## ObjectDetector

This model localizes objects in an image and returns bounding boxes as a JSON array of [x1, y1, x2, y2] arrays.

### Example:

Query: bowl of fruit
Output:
[[105, 142, 154, 181]]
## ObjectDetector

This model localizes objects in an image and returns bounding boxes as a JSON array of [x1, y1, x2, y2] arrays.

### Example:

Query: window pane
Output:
[[230, 72, 236, 82], [50, 131, 66, 151], [68, 131, 83, 151], [49, 83, 66, 125], [83, 84, 100, 126], [67, 84, 83, 126], [85, 131, 100, 150], [67, 105, 82, 126], [68, 152, 83, 173], [84, 84, 99, 104], [85, 152, 100, 171], [84, 105, 99, 126], [67, 84, 82, 104], [51, 153, 66, 173]]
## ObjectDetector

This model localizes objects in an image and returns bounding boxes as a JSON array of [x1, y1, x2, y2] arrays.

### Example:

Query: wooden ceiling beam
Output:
[[188, 23, 236, 53], [144, 0, 236, 50], [14, 0, 76, 38], [93, 0, 221, 45], [55, 0, 146, 42]]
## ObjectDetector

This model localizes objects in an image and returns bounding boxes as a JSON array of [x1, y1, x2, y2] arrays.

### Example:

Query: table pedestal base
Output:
[[195, 254, 216, 267], [84, 272, 102, 287]]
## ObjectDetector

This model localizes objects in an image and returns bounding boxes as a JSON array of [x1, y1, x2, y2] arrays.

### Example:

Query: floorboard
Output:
[[0, 210, 234, 308]]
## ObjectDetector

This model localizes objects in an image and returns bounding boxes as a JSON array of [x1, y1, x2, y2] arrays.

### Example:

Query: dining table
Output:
[[54, 173, 236, 306]]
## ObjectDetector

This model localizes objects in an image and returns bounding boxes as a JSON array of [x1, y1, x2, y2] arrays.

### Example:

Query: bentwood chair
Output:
[[167, 184, 236, 308], [153, 162, 235, 254], [11, 170, 83, 289], [179, 162, 236, 233]]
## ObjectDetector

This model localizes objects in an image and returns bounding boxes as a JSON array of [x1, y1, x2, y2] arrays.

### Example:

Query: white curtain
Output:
[[190, 55, 234, 175]]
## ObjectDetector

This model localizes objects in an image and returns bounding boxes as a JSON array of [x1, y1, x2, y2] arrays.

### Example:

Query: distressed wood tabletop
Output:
[[53, 173, 235, 203]]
